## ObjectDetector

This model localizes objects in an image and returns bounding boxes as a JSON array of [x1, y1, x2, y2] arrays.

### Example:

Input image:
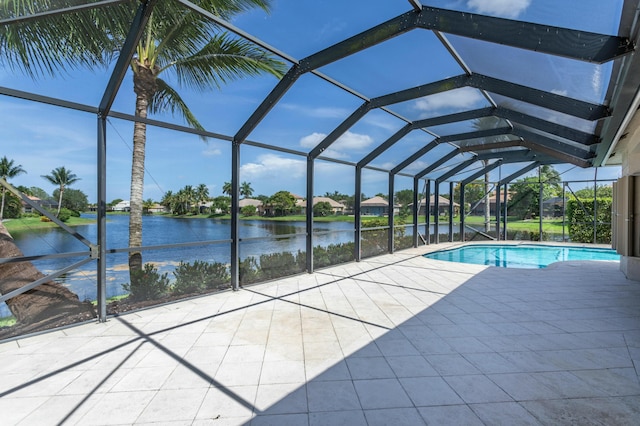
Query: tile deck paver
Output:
[[1, 244, 639, 425]]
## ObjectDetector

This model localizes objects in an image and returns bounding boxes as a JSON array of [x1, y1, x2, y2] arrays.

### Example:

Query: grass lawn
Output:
[[2, 215, 95, 232], [463, 215, 564, 233]]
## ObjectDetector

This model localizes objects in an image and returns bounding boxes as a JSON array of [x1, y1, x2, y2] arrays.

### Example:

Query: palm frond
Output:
[[191, 0, 271, 20], [169, 32, 286, 91], [150, 77, 206, 135], [0, 0, 136, 77]]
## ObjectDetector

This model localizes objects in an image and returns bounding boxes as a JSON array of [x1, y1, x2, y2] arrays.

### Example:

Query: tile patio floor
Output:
[[1, 245, 639, 425]]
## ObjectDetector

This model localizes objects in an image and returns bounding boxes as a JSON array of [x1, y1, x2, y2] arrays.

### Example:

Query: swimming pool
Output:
[[424, 244, 620, 269]]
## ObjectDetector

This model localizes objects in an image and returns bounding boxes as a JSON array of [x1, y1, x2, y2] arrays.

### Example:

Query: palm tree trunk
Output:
[[0, 188, 6, 221], [129, 69, 154, 275], [129, 104, 146, 273], [0, 221, 94, 326], [57, 187, 64, 216]]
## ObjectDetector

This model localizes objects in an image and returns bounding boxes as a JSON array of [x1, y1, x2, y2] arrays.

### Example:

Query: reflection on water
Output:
[[2, 215, 356, 316]]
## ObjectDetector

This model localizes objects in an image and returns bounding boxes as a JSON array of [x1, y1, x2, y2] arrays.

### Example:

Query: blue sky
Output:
[[0, 0, 623, 203]]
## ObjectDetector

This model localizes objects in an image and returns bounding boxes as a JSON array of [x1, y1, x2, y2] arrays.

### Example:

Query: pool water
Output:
[[424, 244, 620, 269]]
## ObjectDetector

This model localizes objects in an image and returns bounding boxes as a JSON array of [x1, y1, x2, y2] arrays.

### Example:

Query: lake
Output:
[[6, 214, 358, 306]]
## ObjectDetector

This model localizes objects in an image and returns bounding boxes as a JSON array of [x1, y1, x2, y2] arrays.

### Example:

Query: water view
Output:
[[6, 214, 357, 307]]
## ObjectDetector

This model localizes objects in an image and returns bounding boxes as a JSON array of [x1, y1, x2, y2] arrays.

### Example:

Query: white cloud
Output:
[[202, 147, 222, 156], [300, 131, 374, 159], [551, 89, 568, 96], [240, 154, 306, 181], [467, 0, 531, 19], [281, 103, 351, 119], [414, 87, 484, 114]]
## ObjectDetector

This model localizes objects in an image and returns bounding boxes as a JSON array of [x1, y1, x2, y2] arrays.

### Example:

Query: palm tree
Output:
[[196, 183, 210, 212], [0, 156, 26, 221], [143, 198, 155, 214], [240, 181, 254, 199], [41, 166, 80, 217], [0, 221, 94, 326], [126, 2, 285, 274], [222, 181, 232, 196]]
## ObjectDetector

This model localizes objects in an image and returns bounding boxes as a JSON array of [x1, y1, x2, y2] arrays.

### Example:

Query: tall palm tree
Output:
[[240, 181, 254, 199], [0, 156, 26, 221], [196, 183, 210, 212], [126, 1, 285, 274], [41, 166, 80, 216], [222, 181, 232, 196]]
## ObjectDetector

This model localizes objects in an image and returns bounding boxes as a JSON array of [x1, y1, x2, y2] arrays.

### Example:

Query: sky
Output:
[[0, 0, 625, 203]]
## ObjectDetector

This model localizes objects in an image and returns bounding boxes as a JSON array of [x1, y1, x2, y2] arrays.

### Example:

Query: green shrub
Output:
[[259, 251, 304, 280], [239, 257, 261, 284], [241, 205, 257, 217], [567, 198, 612, 243], [172, 260, 230, 295], [122, 263, 170, 301], [57, 208, 74, 222], [314, 242, 354, 268]]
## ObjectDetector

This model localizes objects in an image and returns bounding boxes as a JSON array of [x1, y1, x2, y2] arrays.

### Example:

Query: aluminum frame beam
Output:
[[416, 149, 461, 179], [462, 160, 503, 186], [499, 162, 541, 185], [392, 139, 440, 174], [416, 6, 633, 63], [467, 74, 609, 120], [495, 107, 598, 145], [434, 157, 478, 182], [512, 128, 593, 159]]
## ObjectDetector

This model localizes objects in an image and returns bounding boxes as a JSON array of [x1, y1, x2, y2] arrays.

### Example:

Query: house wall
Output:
[[615, 109, 640, 281]]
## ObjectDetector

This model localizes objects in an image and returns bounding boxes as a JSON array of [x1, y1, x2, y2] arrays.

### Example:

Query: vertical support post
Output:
[[425, 180, 431, 245], [231, 141, 240, 290], [355, 166, 362, 261], [538, 167, 543, 240], [460, 183, 466, 242], [562, 182, 567, 242], [593, 168, 598, 244], [434, 181, 440, 244], [495, 184, 501, 241], [448, 181, 454, 242], [503, 183, 508, 240], [306, 158, 314, 273], [96, 116, 107, 322], [388, 173, 395, 253], [413, 177, 419, 247]]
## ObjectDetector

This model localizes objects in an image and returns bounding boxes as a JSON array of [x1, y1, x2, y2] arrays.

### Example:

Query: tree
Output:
[[508, 165, 561, 219], [240, 181, 254, 199], [41, 166, 80, 217], [0, 221, 94, 327], [124, 1, 286, 278], [573, 185, 613, 199], [394, 189, 414, 207], [222, 181, 232, 196], [241, 204, 257, 217], [313, 201, 333, 217], [0, 156, 26, 221], [143, 198, 155, 214], [454, 181, 487, 215], [212, 196, 231, 214], [195, 184, 210, 213], [268, 191, 296, 216], [53, 188, 89, 213], [29, 187, 50, 201]]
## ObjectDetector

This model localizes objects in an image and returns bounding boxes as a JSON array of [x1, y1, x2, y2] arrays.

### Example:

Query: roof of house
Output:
[[314, 197, 345, 208], [361, 196, 388, 206], [413, 195, 460, 207], [239, 198, 263, 207]]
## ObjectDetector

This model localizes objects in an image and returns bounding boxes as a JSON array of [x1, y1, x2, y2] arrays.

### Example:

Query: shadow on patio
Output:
[[1, 249, 639, 425]]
